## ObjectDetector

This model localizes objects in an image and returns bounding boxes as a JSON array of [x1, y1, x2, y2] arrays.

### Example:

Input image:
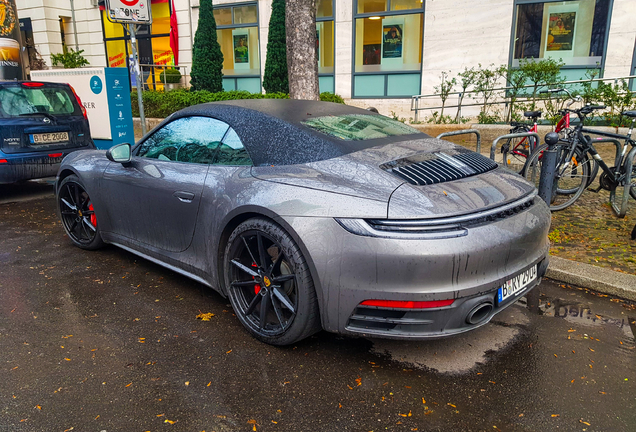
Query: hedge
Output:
[[130, 89, 345, 118]]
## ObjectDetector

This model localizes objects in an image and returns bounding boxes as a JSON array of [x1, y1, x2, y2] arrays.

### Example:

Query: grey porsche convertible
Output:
[[56, 99, 550, 345]]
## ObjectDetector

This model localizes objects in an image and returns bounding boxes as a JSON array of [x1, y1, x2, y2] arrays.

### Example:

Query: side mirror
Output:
[[106, 143, 132, 164]]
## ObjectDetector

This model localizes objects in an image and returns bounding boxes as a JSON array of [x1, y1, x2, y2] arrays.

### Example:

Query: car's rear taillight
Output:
[[68, 85, 88, 120], [0, 159, 7, 163], [359, 299, 455, 309], [22, 82, 44, 87]]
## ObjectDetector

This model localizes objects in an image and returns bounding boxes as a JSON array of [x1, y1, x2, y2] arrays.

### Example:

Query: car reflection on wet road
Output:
[[1, 191, 635, 432]]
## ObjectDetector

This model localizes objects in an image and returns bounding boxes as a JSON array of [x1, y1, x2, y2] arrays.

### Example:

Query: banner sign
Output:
[[0, 0, 23, 80], [105, 0, 152, 24], [31, 68, 134, 149]]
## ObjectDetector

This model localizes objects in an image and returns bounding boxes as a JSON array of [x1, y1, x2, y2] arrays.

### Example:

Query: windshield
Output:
[[0, 86, 78, 117], [302, 114, 420, 141]]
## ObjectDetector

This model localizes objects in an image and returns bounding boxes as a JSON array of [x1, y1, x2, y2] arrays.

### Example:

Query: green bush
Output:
[[130, 89, 345, 118], [51, 48, 89, 69], [159, 68, 182, 84], [319, 92, 345, 104]]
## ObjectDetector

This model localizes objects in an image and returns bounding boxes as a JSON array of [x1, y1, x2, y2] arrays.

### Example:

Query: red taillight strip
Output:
[[48, 153, 63, 158], [68, 84, 88, 120], [359, 299, 455, 309], [22, 82, 44, 87], [0, 159, 7, 163]]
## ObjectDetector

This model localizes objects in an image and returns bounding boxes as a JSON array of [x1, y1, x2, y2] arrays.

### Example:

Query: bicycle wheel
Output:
[[523, 143, 590, 211], [630, 164, 636, 200], [503, 135, 536, 175]]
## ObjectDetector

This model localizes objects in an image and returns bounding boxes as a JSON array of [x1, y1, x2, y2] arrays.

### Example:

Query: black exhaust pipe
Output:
[[466, 302, 493, 325]]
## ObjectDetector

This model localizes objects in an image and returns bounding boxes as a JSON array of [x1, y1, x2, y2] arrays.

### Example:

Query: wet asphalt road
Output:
[[1, 183, 635, 432]]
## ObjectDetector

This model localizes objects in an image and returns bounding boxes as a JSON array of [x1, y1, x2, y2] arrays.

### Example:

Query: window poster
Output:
[[232, 29, 249, 70], [381, 17, 404, 67], [544, 3, 578, 59]]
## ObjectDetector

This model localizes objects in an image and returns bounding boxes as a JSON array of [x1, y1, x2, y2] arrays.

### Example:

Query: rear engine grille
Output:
[[384, 151, 497, 186], [365, 193, 536, 231]]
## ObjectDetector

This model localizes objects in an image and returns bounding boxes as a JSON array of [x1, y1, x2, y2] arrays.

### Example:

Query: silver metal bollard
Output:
[[538, 132, 560, 206]]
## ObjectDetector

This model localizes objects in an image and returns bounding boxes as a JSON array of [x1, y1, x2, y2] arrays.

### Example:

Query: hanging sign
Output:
[[105, 0, 152, 24]]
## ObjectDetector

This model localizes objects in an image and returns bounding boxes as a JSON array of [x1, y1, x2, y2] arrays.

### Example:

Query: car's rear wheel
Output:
[[57, 175, 104, 250], [224, 218, 321, 345]]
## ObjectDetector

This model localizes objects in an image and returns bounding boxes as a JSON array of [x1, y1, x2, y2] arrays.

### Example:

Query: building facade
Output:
[[16, 0, 636, 118]]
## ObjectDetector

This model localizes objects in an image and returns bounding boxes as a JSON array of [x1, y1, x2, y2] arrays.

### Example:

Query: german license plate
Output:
[[497, 265, 538, 305], [31, 132, 69, 144]]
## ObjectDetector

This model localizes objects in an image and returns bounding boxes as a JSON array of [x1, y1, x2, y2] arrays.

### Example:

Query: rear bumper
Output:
[[282, 197, 551, 339], [0, 152, 65, 184]]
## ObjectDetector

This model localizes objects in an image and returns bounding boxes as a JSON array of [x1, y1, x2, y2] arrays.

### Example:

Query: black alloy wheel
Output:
[[57, 175, 104, 250], [224, 218, 320, 345]]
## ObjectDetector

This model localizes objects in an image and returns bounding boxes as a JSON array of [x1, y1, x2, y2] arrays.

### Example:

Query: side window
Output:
[[213, 128, 252, 166], [137, 116, 229, 164]]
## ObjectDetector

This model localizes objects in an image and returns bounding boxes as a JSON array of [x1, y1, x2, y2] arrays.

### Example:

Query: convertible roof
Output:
[[167, 99, 427, 166]]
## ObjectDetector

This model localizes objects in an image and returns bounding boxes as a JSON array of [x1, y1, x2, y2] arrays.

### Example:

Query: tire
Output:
[[223, 218, 321, 346], [630, 164, 636, 200], [523, 143, 590, 211], [57, 175, 105, 250], [500, 134, 535, 175]]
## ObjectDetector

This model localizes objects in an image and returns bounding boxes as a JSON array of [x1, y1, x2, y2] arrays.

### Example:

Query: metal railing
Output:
[[411, 74, 636, 123], [138, 64, 189, 91], [436, 129, 482, 154]]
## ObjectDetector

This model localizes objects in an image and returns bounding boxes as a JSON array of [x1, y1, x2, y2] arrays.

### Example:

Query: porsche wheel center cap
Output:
[[263, 276, 271, 287], [78, 210, 83, 217]]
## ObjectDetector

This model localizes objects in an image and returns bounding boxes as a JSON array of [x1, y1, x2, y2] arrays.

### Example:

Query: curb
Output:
[[546, 256, 636, 302]]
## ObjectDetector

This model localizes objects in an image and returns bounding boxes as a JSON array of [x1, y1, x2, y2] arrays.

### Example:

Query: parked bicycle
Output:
[[523, 102, 636, 212], [496, 111, 541, 174]]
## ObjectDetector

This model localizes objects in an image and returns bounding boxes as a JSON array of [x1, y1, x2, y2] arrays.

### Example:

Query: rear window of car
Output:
[[0, 86, 78, 118], [302, 114, 420, 141]]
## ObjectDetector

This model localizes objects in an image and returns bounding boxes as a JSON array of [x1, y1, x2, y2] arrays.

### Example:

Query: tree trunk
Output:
[[285, 0, 319, 100]]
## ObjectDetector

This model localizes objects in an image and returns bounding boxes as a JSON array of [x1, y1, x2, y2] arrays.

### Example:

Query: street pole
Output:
[[129, 24, 147, 136], [538, 132, 559, 206]]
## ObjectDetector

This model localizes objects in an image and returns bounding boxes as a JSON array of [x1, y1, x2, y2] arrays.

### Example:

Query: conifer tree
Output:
[[190, 0, 224, 92], [263, 0, 289, 94]]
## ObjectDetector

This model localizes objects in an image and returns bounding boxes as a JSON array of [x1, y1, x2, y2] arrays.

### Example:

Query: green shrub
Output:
[[190, 0, 223, 92], [130, 89, 345, 118], [319, 92, 345, 104], [159, 68, 182, 84], [263, 0, 288, 94], [51, 48, 89, 69]]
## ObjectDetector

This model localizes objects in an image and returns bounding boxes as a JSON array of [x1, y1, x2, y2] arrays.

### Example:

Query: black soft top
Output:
[[165, 99, 428, 166]]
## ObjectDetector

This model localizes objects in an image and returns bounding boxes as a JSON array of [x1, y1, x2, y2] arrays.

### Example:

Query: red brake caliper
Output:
[[252, 262, 260, 295], [89, 203, 96, 227]]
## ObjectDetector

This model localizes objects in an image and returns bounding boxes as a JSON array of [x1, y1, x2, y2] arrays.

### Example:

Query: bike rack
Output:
[[489, 132, 541, 161], [584, 134, 624, 167], [436, 129, 481, 154], [609, 144, 636, 218]]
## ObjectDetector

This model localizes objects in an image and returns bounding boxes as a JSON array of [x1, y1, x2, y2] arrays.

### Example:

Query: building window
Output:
[[353, 0, 423, 98], [213, 3, 261, 93], [512, 0, 611, 68], [100, 0, 173, 90], [316, 0, 335, 93]]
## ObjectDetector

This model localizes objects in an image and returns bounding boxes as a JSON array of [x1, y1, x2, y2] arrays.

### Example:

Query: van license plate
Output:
[[497, 265, 537, 305], [31, 132, 69, 144]]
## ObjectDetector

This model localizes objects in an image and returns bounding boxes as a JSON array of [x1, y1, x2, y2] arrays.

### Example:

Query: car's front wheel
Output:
[[57, 174, 104, 250], [224, 218, 321, 345]]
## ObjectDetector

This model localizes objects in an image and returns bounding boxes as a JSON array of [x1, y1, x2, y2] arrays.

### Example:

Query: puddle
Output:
[[370, 304, 528, 374]]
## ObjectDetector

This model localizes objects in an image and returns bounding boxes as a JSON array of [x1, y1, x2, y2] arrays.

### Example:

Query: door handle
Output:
[[173, 191, 195, 202]]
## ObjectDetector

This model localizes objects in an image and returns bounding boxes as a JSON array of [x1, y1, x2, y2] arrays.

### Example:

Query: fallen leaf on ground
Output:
[[447, 403, 456, 408], [580, 420, 591, 426], [551, 414, 559, 417], [164, 419, 176, 424], [196, 313, 215, 321]]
